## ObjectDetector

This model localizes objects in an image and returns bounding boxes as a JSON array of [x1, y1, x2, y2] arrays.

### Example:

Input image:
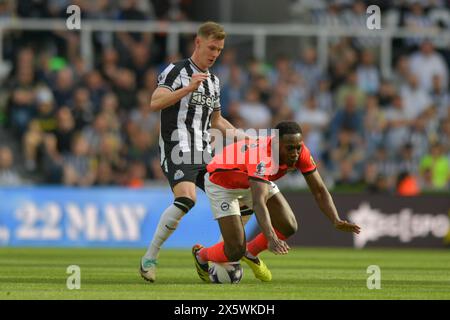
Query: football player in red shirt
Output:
[[192, 121, 361, 282]]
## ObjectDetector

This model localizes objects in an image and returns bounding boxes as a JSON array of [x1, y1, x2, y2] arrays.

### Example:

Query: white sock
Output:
[[144, 204, 185, 260]]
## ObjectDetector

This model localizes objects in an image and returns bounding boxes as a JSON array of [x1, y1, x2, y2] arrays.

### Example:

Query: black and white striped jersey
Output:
[[157, 58, 221, 165]]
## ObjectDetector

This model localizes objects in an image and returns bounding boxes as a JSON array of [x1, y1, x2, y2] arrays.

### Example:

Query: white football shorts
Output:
[[204, 172, 280, 220]]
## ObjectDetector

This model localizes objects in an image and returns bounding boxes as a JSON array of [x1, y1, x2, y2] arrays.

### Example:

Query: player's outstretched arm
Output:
[[210, 111, 250, 141], [249, 179, 290, 254], [304, 170, 361, 234], [150, 73, 209, 111]]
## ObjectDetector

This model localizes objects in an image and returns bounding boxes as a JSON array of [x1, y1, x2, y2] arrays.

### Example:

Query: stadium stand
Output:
[[0, 0, 448, 194]]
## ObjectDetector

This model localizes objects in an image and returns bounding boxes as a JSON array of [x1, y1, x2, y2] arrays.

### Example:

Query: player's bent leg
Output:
[[193, 215, 246, 282], [218, 215, 246, 261], [217, 206, 252, 242], [141, 182, 197, 282], [245, 192, 296, 259], [266, 192, 298, 237], [172, 181, 198, 202], [242, 192, 296, 282]]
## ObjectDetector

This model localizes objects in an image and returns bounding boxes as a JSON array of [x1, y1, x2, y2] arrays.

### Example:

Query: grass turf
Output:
[[0, 247, 449, 300]]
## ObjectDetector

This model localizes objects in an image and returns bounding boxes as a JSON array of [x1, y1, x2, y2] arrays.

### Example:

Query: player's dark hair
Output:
[[275, 121, 302, 138]]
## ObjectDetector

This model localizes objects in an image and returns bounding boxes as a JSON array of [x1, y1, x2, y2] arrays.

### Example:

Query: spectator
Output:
[[41, 133, 63, 184], [357, 50, 380, 95], [419, 142, 450, 190], [329, 94, 364, 147], [316, 78, 333, 113], [334, 158, 361, 188], [396, 143, 419, 176], [94, 160, 116, 186], [330, 127, 364, 175], [362, 161, 380, 193], [383, 95, 412, 152], [238, 87, 271, 129], [34, 86, 57, 133], [372, 145, 397, 190], [1, 4, 448, 192], [115, 0, 154, 66], [126, 160, 147, 189], [0, 146, 24, 186], [51, 68, 75, 108], [126, 43, 153, 88], [128, 90, 159, 134], [220, 65, 247, 116], [409, 40, 448, 93], [363, 95, 386, 157], [84, 70, 108, 109], [400, 73, 432, 120], [430, 74, 450, 120], [403, 2, 435, 48], [295, 94, 329, 158], [335, 71, 367, 109], [54, 106, 76, 155], [377, 80, 397, 109], [397, 171, 421, 196], [99, 92, 121, 133], [81, 113, 113, 155], [126, 129, 157, 173], [111, 68, 138, 112], [391, 55, 411, 91], [70, 87, 95, 130], [294, 47, 323, 93], [22, 120, 43, 172], [62, 135, 97, 187], [8, 57, 37, 136]]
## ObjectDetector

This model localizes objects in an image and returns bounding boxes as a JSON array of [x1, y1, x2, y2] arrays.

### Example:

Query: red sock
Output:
[[198, 242, 229, 263], [247, 229, 287, 257]]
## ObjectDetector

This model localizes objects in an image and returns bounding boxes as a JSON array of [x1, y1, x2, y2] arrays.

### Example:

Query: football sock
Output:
[[198, 242, 229, 263], [247, 229, 287, 257], [144, 204, 185, 260]]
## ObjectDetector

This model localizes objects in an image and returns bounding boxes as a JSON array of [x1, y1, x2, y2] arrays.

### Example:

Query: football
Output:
[[208, 262, 243, 284]]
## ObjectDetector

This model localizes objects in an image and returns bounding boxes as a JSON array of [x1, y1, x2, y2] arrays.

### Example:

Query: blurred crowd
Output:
[[0, 0, 449, 194]]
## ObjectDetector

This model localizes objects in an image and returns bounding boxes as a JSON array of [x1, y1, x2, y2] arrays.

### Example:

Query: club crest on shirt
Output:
[[255, 161, 266, 176], [221, 202, 230, 211], [174, 170, 184, 180]]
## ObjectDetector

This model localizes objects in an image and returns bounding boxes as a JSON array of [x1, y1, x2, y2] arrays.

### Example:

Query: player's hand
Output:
[[334, 220, 361, 234], [188, 73, 208, 91], [267, 237, 290, 255]]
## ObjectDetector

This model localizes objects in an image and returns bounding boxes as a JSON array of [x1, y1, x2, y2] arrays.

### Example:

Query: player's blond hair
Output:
[[197, 21, 226, 40]]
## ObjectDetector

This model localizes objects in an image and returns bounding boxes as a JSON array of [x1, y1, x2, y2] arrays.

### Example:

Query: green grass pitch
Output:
[[0, 247, 449, 300]]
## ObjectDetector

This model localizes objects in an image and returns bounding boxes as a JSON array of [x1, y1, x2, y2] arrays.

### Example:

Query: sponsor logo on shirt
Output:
[[189, 91, 214, 108]]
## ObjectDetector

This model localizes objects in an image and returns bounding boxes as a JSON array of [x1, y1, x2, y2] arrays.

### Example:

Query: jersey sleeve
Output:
[[296, 144, 317, 175], [157, 64, 182, 91]]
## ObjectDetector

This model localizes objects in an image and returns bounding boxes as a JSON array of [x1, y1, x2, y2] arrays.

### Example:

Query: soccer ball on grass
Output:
[[208, 262, 243, 284]]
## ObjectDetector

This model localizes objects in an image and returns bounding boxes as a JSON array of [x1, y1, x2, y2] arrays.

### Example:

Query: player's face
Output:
[[196, 36, 224, 68], [279, 133, 303, 167]]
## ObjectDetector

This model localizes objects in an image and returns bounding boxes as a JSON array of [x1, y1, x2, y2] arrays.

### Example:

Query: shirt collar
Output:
[[189, 58, 208, 73]]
